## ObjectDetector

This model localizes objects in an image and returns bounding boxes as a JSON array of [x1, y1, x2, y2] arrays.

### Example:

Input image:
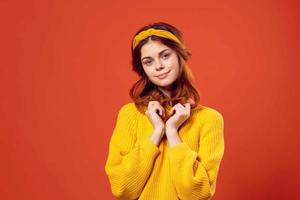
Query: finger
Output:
[[159, 106, 165, 117], [170, 107, 175, 114], [148, 101, 158, 107], [171, 104, 180, 114], [187, 98, 195, 105], [175, 103, 186, 108], [184, 103, 191, 115], [148, 101, 159, 111], [162, 106, 167, 117], [175, 103, 185, 113], [159, 107, 163, 116], [174, 103, 189, 115], [155, 108, 160, 115], [155, 105, 164, 116], [151, 102, 161, 111]]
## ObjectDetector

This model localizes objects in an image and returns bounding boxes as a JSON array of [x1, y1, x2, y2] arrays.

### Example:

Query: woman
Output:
[[105, 22, 225, 200]]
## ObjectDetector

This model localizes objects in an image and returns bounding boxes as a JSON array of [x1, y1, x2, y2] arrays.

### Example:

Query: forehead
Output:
[[140, 40, 171, 57]]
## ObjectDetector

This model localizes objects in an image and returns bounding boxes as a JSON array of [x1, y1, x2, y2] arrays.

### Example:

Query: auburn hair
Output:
[[129, 22, 201, 121]]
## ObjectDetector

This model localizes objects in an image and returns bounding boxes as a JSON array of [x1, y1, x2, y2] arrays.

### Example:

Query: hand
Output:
[[165, 103, 191, 132], [145, 101, 165, 132]]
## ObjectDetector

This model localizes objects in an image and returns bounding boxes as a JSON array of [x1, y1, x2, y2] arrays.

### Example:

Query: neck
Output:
[[158, 87, 171, 98]]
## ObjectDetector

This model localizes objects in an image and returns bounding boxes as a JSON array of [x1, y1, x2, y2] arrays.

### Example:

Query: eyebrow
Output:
[[141, 49, 170, 61]]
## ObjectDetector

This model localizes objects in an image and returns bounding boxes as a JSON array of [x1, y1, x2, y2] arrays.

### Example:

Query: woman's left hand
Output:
[[165, 103, 191, 132]]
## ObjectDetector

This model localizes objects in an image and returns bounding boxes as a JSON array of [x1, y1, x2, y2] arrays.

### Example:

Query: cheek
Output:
[[169, 60, 180, 76], [143, 67, 154, 78], [164, 57, 179, 68]]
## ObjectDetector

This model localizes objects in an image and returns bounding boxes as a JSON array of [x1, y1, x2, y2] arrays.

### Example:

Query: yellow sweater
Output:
[[105, 102, 225, 200]]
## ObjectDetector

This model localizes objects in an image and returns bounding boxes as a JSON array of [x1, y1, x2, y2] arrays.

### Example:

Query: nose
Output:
[[155, 60, 164, 71]]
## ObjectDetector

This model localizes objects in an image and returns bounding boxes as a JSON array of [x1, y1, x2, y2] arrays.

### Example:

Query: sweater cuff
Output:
[[169, 142, 191, 152], [169, 142, 197, 161], [139, 138, 161, 157]]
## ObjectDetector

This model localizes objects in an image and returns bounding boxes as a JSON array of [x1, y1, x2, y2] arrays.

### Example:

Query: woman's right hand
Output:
[[145, 101, 165, 132]]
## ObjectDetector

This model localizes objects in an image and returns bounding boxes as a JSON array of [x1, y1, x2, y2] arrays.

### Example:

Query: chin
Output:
[[156, 80, 175, 88], [150, 76, 176, 88]]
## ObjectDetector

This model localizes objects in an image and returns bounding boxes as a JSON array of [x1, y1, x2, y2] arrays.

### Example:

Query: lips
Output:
[[156, 70, 170, 79]]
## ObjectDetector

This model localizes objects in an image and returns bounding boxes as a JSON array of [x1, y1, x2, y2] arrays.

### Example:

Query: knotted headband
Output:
[[132, 28, 182, 50]]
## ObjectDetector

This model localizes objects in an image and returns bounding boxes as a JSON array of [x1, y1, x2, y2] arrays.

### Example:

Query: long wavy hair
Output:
[[130, 22, 201, 121]]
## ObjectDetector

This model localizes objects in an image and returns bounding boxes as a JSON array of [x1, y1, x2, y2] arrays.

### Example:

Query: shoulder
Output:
[[113, 102, 141, 128], [192, 104, 224, 124], [118, 102, 138, 113], [117, 102, 140, 118]]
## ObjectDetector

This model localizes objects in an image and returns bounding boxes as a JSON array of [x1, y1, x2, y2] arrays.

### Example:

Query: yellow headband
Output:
[[132, 28, 182, 50]]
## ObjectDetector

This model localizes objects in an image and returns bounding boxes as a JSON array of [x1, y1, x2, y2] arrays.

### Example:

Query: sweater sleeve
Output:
[[104, 103, 161, 199], [168, 109, 225, 200]]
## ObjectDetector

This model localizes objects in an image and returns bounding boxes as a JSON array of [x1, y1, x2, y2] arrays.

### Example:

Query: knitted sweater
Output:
[[105, 102, 225, 200]]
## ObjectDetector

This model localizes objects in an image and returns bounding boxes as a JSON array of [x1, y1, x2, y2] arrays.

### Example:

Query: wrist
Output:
[[154, 126, 164, 134], [151, 129, 164, 146], [166, 131, 181, 147], [165, 126, 177, 134]]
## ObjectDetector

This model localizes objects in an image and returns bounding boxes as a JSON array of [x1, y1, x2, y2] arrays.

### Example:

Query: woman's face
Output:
[[140, 40, 180, 90]]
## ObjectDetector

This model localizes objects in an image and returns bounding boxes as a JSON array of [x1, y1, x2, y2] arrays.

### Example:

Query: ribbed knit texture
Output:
[[105, 102, 225, 200]]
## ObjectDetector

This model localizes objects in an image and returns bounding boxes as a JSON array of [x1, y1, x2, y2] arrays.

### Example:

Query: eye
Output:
[[162, 53, 170, 59], [144, 60, 152, 66]]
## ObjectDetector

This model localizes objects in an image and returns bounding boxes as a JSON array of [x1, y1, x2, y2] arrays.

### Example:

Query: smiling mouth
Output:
[[156, 70, 170, 79]]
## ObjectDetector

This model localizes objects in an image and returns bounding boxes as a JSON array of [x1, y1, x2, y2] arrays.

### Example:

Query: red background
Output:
[[1, 0, 299, 199]]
